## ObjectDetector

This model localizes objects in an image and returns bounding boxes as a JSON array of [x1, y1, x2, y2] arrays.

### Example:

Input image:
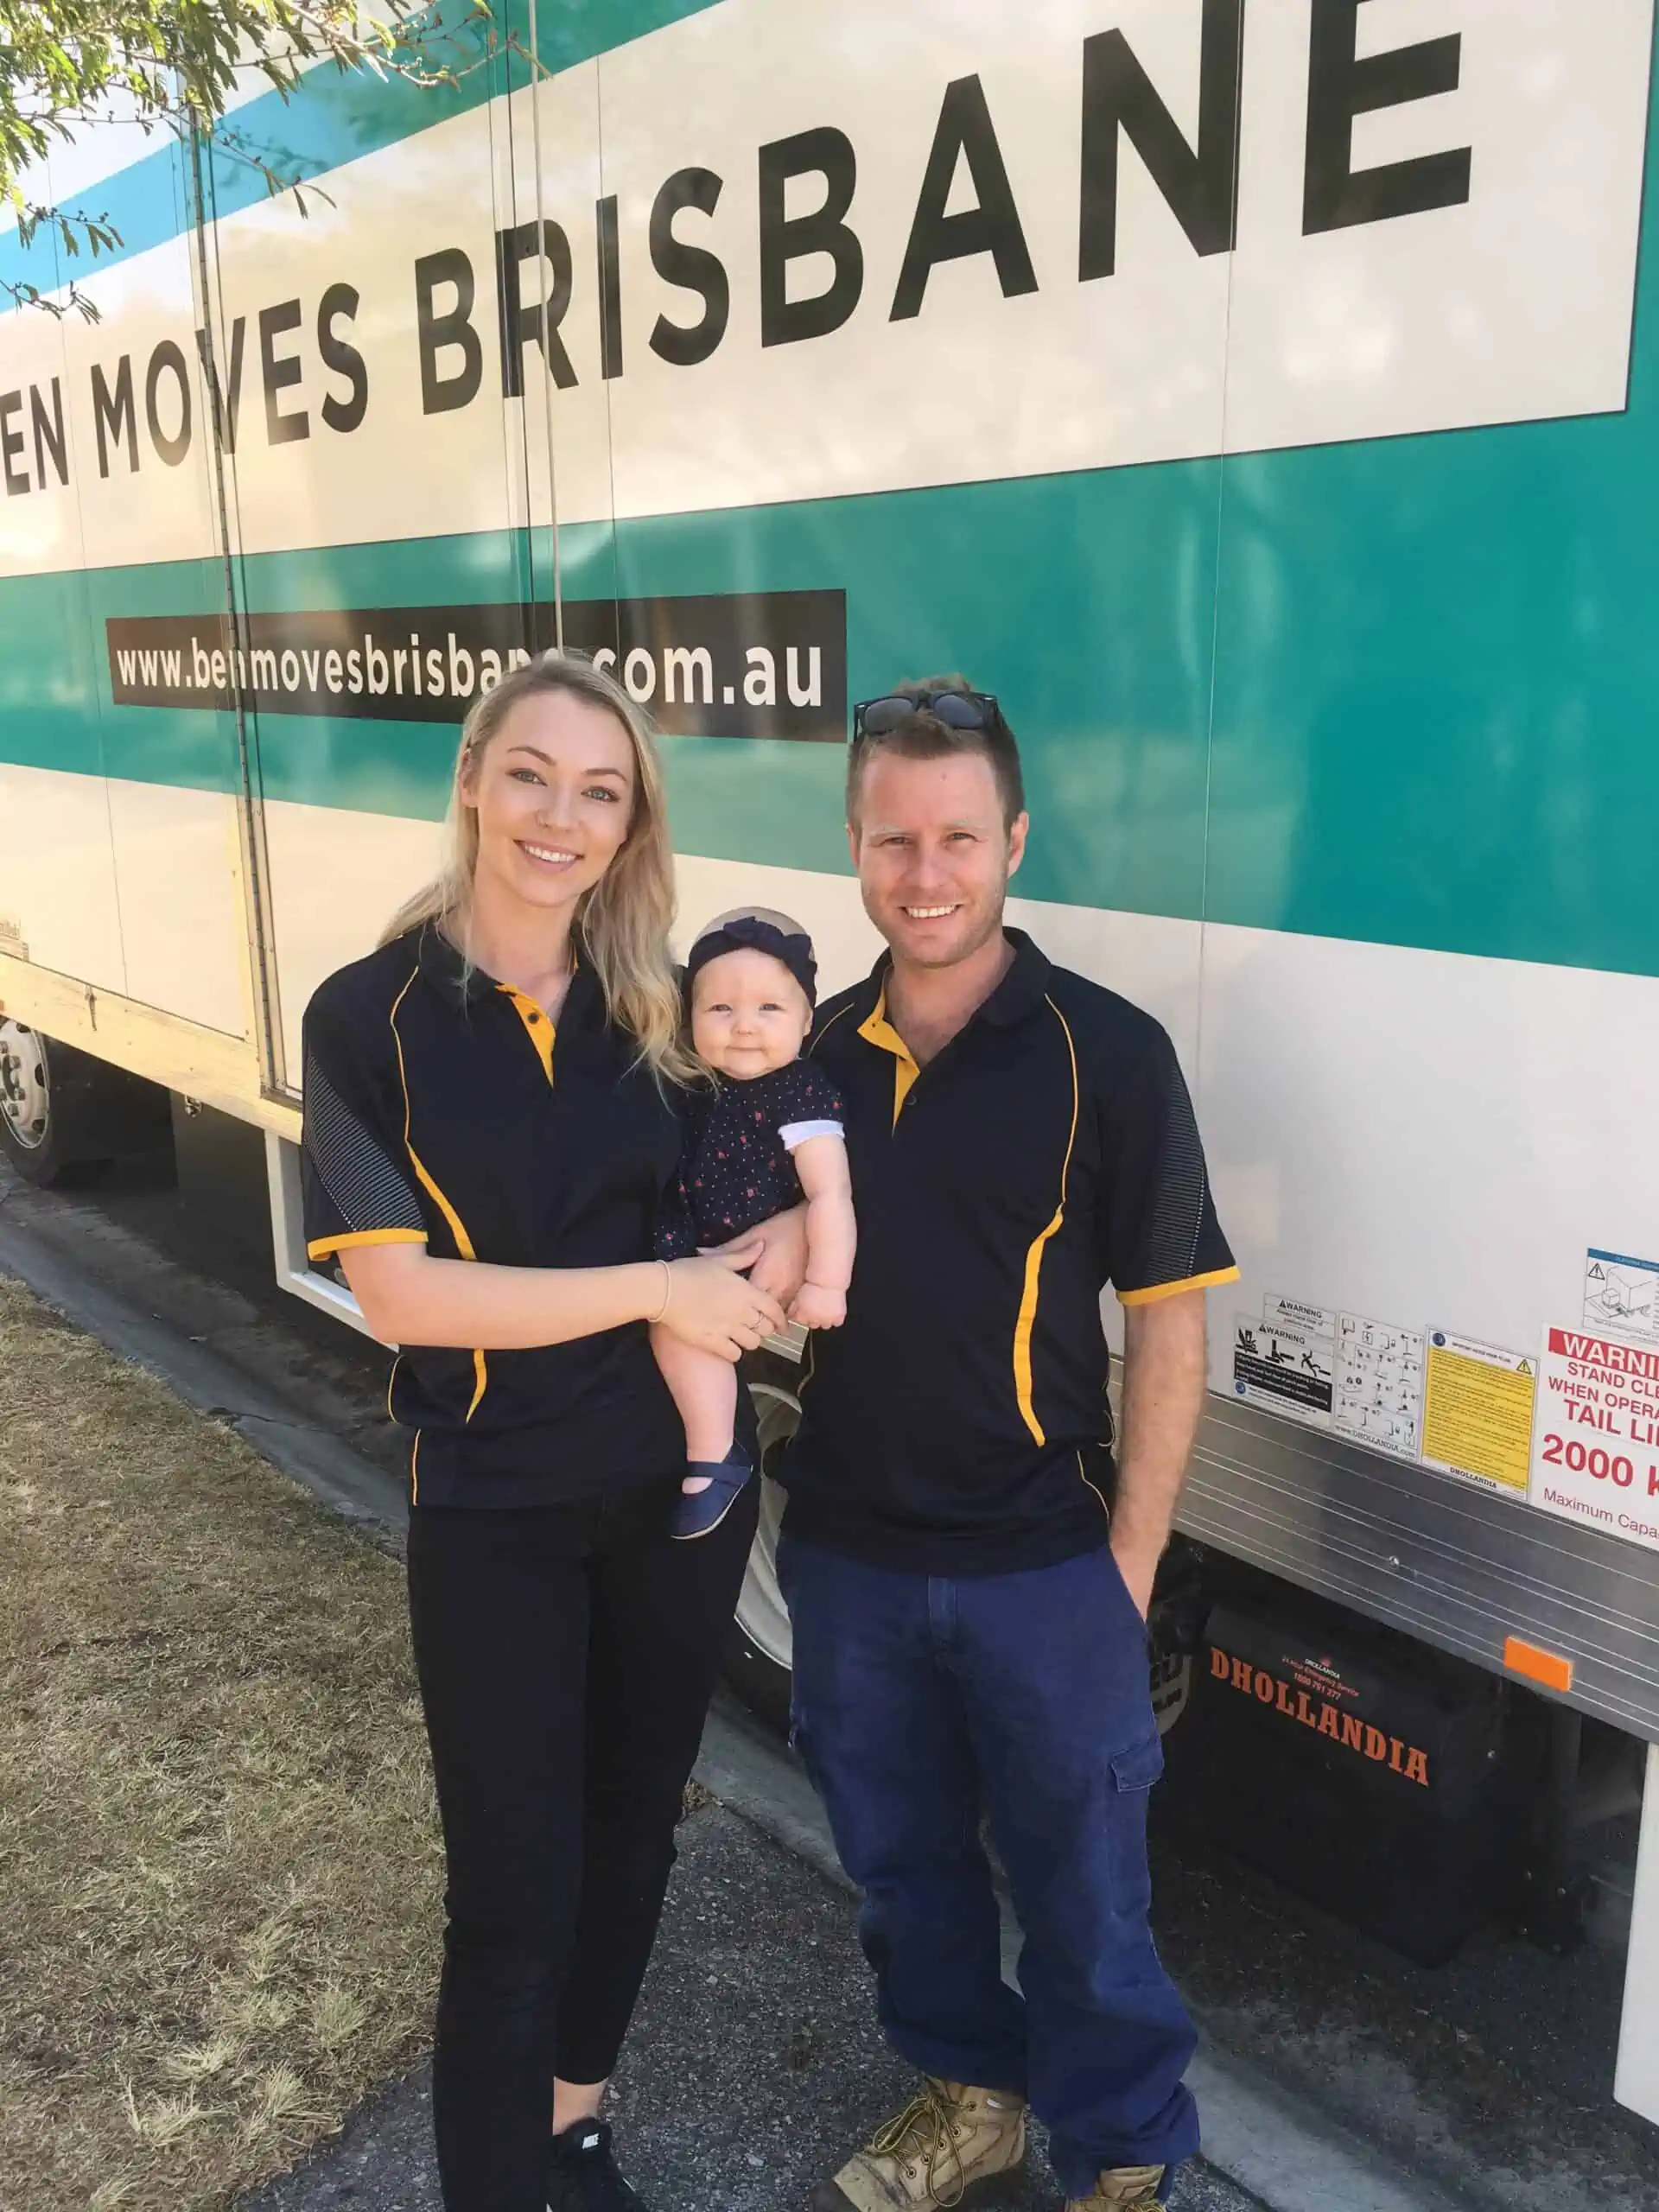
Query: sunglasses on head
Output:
[[851, 690, 1006, 741]]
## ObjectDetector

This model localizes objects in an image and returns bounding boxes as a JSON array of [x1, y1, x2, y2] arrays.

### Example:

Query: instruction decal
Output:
[[1421, 1332, 1535, 1494], [1333, 1314, 1425, 1459], [1529, 1327, 1659, 1553], [1582, 1249, 1659, 1343], [1232, 1313, 1333, 1428]]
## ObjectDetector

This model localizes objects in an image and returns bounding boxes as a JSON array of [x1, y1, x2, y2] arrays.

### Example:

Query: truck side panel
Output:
[[0, 0, 1656, 1732]]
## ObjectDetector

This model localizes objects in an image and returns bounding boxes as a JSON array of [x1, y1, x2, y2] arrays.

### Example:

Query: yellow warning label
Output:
[[1421, 1332, 1536, 1493]]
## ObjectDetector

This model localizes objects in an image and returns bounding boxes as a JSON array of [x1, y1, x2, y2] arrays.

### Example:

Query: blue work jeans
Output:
[[778, 1533, 1198, 2198]]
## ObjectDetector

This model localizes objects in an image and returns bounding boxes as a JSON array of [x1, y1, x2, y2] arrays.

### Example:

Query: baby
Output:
[[652, 908, 856, 1539]]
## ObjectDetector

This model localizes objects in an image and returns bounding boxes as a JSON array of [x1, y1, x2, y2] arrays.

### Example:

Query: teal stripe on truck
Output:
[[0, 0, 721, 299], [0, 553, 241, 793], [11, 344, 1659, 983]]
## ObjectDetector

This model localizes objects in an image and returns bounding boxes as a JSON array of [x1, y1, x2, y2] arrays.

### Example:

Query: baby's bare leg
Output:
[[650, 1324, 740, 1491]]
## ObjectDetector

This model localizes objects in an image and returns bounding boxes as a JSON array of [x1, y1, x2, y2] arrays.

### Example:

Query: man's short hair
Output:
[[847, 674, 1027, 831]]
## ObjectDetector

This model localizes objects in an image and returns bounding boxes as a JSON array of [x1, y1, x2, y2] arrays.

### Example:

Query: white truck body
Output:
[[3, 0, 1659, 2116]]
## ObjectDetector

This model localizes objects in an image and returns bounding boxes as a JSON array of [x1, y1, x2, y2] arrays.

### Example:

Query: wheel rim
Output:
[[737, 1379, 800, 1672], [0, 1020, 48, 1151]]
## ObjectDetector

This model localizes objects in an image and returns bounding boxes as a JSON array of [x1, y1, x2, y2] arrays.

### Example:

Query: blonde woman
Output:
[[299, 653, 792, 2212]]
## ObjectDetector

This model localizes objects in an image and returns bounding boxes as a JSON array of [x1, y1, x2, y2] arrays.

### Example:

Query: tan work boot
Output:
[[810, 2077, 1027, 2210], [1065, 2164, 1166, 2211]]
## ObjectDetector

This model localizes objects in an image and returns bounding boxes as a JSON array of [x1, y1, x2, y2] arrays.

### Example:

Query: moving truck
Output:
[[4, 0, 1659, 2112]]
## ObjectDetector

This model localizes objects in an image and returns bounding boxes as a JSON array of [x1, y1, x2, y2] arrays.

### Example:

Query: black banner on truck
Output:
[[107, 591, 845, 742]]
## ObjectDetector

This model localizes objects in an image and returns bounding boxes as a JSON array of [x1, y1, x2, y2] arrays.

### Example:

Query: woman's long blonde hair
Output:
[[380, 651, 699, 1085]]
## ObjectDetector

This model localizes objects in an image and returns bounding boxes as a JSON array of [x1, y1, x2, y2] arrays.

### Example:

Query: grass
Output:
[[0, 1274, 443, 2210]]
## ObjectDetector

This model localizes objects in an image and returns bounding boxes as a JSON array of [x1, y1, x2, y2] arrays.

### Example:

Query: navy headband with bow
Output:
[[683, 915, 817, 1007]]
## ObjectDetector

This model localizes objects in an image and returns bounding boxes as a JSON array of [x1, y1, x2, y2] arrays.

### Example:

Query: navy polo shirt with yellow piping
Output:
[[782, 928, 1239, 1575], [300, 922, 683, 1508]]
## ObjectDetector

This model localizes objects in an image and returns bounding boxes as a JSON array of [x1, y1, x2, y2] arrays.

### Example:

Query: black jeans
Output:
[[406, 1473, 758, 2212]]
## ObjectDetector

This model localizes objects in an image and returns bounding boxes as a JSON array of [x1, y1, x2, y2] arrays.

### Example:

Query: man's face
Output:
[[849, 750, 1027, 971]]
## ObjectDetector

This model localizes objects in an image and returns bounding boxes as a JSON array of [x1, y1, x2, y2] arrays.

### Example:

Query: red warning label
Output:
[[1529, 1327, 1659, 1552]]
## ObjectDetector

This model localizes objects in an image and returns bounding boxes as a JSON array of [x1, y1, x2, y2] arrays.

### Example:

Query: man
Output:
[[779, 681, 1238, 2212]]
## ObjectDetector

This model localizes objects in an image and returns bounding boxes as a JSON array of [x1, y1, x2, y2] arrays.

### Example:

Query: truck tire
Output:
[[0, 1020, 168, 1188], [726, 1346, 806, 1732]]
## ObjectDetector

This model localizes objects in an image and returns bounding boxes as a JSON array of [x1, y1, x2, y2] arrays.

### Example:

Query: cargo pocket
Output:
[[1103, 1726, 1163, 1918], [1109, 1727, 1165, 1795]]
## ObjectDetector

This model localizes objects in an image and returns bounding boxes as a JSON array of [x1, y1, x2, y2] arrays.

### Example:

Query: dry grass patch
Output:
[[0, 1274, 442, 2210]]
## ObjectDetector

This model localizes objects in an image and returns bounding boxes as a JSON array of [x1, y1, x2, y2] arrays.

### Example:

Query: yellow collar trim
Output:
[[858, 987, 920, 1128], [496, 982, 556, 1084]]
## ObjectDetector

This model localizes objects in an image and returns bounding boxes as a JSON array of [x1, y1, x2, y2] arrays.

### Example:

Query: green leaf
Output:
[[0, 0, 442, 309]]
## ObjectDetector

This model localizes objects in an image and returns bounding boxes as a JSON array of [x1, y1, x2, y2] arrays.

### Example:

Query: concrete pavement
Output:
[[240, 1801, 1268, 2212]]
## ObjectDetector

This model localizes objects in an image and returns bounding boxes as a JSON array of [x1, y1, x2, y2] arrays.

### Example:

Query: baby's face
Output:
[[690, 948, 812, 1080]]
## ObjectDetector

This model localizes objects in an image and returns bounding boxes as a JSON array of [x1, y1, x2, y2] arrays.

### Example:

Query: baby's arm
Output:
[[787, 1135, 855, 1329]]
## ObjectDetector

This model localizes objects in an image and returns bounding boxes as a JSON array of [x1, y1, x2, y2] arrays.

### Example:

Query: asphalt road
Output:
[[5, 1128, 1659, 2212], [241, 1803, 1268, 2212]]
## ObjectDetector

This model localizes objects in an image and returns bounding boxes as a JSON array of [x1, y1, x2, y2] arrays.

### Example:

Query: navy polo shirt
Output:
[[782, 930, 1238, 1574], [300, 923, 683, 1507]]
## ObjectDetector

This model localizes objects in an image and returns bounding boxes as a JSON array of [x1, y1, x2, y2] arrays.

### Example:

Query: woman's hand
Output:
[[707, 1205, 809, 1308], [658, 1253, 786, 1361]]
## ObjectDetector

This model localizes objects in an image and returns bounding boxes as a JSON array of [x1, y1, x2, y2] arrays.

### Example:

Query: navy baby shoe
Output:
[[671, 1440, 753, 1541]]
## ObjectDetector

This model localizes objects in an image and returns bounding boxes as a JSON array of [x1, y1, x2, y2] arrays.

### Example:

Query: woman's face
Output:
[[461, 689, 638, 918]]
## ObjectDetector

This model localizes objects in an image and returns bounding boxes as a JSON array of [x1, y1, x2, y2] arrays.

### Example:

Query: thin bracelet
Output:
[[649, 1260, 673, 1325]]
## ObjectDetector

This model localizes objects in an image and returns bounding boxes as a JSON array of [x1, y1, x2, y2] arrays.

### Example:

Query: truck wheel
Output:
[[0, 1021, 165, 1189], [0, 1020, 83, 1185], [726, 1347, 804, 1732]]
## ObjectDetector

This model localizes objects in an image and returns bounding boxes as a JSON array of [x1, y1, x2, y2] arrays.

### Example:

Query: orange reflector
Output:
[[1503, 1636, 1574, 1694]]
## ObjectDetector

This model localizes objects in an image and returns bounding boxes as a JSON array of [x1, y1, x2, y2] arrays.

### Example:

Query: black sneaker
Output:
[[546, 2119, 649, 2211]]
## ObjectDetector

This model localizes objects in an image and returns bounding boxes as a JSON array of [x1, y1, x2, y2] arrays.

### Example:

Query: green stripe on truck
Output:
[[0, 0, 721, 300], [8, 372, 1659, 979]]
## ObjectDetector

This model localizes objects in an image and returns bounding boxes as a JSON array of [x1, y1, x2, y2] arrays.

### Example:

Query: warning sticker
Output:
[[1529, 1326, 1659, 1552], [1582, 1249, 1659, 1343], [1421, 1332, 1535, 1494], [1232, 1314, 1333, 1428], [1333, 1314, 1425, 1459], [1263, 1293, 1338, 1338]]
